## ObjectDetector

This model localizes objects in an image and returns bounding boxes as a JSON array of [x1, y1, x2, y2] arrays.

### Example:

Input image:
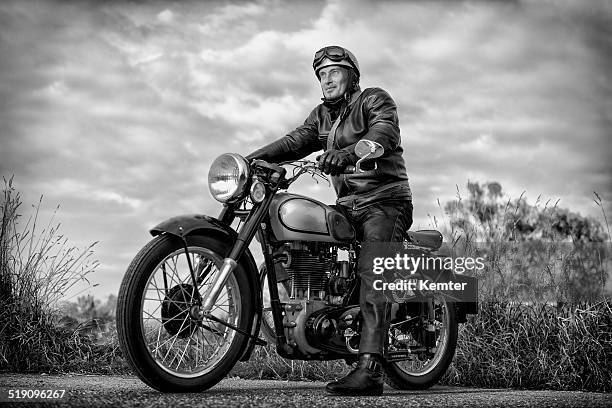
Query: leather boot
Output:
[[326, 353, 384, 396]]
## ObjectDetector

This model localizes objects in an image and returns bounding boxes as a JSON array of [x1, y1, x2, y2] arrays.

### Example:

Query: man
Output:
[[246, 45, 413, 396]]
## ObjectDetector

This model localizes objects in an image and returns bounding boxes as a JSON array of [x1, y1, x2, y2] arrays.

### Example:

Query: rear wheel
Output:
[[117, 234, 253, 392], [385, 295, 458, 390]]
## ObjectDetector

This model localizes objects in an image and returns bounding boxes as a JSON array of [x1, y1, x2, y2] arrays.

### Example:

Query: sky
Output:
[[1, 0, 611, 300]]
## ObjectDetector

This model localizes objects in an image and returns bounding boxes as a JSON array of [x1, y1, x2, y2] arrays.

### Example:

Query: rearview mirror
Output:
[[354, 140, 384, 173], [355, 140, 384, 159]]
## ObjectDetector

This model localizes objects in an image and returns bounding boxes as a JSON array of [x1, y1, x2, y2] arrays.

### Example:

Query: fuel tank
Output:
[[268, 193, 355, 243]]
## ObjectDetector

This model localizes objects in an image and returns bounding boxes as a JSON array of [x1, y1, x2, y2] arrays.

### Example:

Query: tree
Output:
[[445, 181, 608, 243]]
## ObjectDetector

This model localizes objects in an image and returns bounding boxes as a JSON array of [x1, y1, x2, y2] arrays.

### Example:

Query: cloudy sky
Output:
[[1, 0, 611, 300]]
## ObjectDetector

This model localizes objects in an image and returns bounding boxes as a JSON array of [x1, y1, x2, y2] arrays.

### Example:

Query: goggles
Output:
[[312, 46, 358, 72]]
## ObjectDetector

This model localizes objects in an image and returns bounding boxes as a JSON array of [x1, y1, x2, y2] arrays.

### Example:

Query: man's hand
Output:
[[317, 149, 352, 176]]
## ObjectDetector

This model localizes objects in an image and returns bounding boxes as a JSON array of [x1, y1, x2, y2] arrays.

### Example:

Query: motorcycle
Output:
[[116, 139, 478, 392]]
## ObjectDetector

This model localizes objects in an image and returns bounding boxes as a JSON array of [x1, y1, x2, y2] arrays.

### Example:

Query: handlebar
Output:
[[252, 159, 365, 191]]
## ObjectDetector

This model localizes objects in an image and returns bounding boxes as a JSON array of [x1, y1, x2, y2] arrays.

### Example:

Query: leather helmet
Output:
[[313, 46, 360, 79]]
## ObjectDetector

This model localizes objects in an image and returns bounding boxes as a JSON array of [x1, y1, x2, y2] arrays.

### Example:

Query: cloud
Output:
[[1, 0, 610, 299], [156, 9, 174, 24], [196, 2, 265, 36], [92, 190, 142, 210]]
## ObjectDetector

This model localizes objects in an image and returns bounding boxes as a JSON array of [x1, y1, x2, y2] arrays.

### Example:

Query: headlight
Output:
[[250, 179, 266, 203], [208, 153, 250, 203]]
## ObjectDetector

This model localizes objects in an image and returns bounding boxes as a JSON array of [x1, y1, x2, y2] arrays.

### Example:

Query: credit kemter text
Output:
[[373, 279, 468, 291]]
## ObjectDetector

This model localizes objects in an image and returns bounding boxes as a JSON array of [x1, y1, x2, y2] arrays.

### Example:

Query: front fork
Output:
[[219, 199, 294, 355], [199, 193, 276, 314]]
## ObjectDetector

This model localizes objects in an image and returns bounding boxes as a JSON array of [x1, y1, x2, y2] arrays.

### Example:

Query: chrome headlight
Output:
[[208, 153, 250, 203]]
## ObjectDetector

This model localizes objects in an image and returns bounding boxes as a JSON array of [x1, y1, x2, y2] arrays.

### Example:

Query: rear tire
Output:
[[116, 234, 254, 392], [385, 296, 458, 390]]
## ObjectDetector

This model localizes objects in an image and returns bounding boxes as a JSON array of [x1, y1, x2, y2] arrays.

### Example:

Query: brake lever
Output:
[[280, 161, 330, 188], [279, 163, 308, 189]]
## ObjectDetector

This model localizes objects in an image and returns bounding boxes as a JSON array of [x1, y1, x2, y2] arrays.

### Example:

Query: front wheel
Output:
[[116, 234, 254, 392], [385, 295, 458, 390]]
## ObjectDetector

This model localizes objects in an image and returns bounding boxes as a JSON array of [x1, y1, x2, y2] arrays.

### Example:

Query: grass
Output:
[[442, 301, 612, 391], [0, 176, 123, 373]]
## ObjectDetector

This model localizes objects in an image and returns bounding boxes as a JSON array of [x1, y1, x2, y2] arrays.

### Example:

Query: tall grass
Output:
[[0, 177, 122, 373], [442, 301, 612, 391]]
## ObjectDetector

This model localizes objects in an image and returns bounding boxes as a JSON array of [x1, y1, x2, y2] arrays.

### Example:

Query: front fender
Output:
[[150, 214, 262, 361], [150, 214, 232, 239]]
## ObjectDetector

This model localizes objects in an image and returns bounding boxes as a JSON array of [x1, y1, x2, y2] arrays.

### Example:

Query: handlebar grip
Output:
[[344, 165, 356, 174]]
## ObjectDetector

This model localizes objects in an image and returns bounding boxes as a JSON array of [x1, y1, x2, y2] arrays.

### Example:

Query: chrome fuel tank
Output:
[[268, 193, 354, 243]]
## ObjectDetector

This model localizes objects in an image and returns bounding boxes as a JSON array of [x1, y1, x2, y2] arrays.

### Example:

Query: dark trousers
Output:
[[339, 200, 413, 355]]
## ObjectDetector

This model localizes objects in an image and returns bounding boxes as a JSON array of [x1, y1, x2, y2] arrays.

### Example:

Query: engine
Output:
[[274, 242, 353, 301], [272, 242, 361, 356], [282, 247, 330, 300]]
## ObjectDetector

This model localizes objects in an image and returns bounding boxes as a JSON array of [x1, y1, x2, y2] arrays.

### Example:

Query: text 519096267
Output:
[[1, 388, 66, 402]]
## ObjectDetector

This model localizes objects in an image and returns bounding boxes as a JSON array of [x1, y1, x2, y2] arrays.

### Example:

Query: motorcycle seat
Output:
[[405, 229, 443, 249]]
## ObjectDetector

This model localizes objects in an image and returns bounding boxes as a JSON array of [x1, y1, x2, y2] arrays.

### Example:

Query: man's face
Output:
[[318, 65, 349, 100]]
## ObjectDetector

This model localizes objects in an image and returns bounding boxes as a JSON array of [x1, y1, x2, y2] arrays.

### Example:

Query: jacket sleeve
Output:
[[246, 107, 321, 163], [360, 88, 401, 155]]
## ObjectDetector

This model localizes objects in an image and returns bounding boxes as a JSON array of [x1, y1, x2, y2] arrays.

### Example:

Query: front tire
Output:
[[385, 295, 458, 390], [116, 234, 254, 392]]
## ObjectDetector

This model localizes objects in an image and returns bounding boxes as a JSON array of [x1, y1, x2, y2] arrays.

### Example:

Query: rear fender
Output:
[[150, 214, 262, 361], [419, 268, 479, 323]]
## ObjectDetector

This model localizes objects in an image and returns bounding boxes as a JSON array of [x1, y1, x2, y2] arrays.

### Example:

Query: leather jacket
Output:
[[246, 87, 411, 209]]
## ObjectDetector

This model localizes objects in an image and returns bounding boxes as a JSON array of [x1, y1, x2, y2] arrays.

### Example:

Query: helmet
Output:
[[313, 46, 360, 79]]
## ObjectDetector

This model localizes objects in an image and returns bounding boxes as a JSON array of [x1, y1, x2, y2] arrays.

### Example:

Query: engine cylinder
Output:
[[286, 250, 330, 299]]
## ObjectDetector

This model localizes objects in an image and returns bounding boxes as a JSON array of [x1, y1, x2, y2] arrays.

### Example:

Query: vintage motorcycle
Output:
[[116, 140, 478, 392]]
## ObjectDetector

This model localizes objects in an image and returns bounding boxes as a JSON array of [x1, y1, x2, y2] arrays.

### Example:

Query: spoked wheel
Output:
[[385, 295, 458, 390], [117, 234, 253, 392]]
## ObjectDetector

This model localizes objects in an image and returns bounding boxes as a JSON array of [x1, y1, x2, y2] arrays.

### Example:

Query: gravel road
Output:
[[0, 374, 609, 408]]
